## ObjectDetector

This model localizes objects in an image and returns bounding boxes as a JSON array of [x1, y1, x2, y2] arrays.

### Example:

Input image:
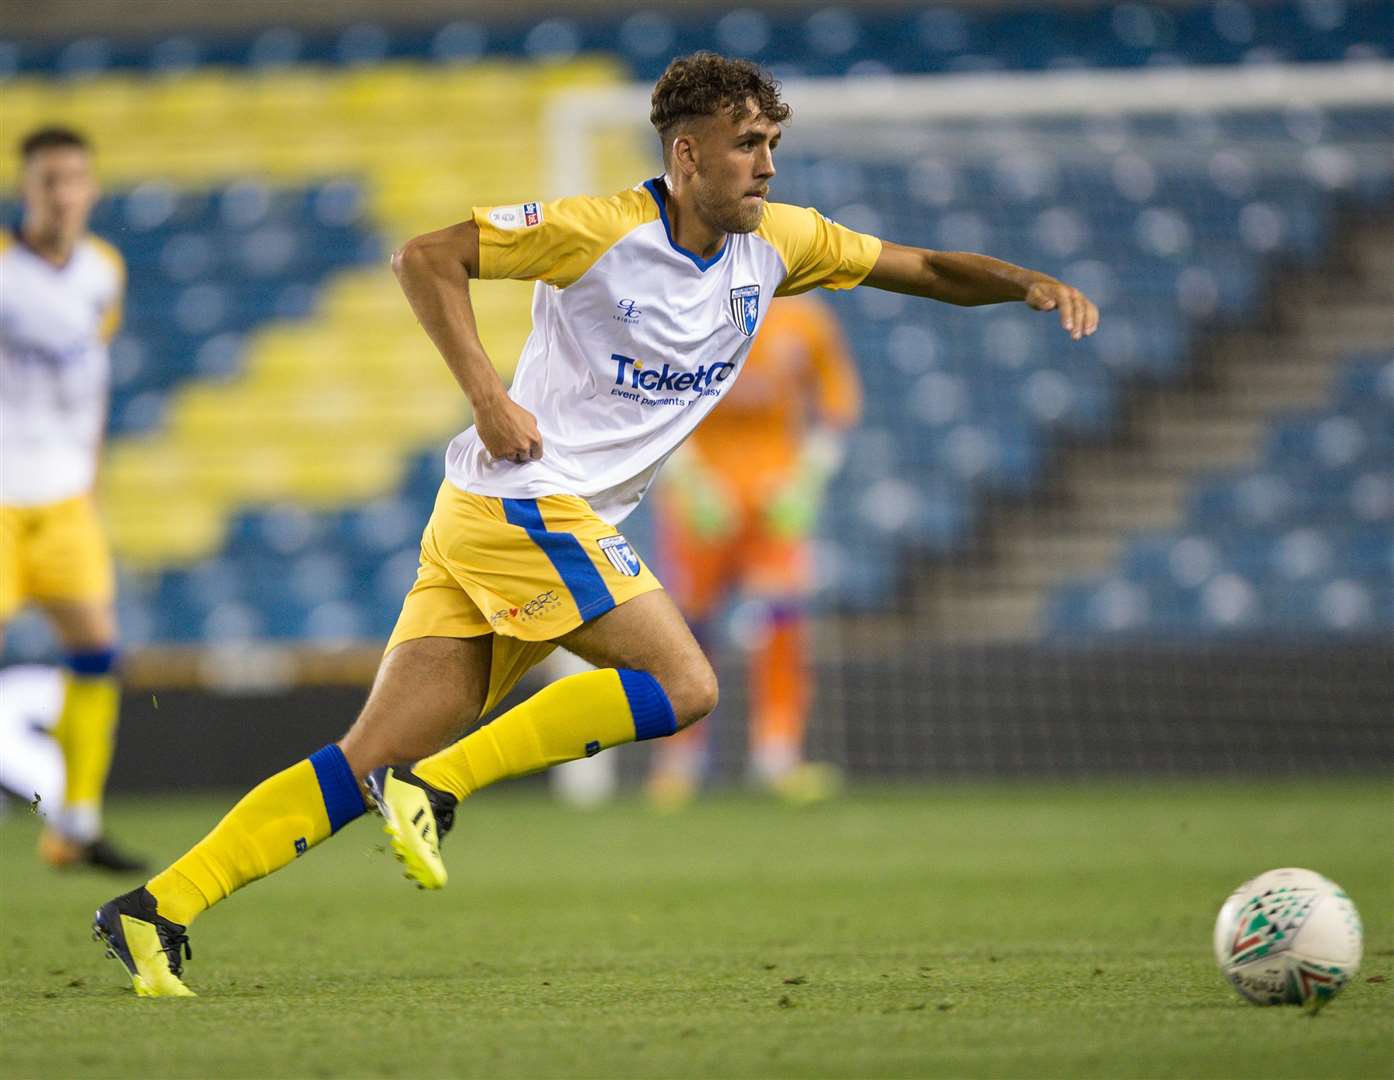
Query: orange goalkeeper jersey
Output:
[[687, 294, 861, 503]]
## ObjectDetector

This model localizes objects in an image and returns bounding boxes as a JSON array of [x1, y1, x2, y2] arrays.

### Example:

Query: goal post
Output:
[[545, 61, 1394, 198]]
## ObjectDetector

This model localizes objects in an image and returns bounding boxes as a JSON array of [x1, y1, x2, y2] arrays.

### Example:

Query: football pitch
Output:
[[1, 779, 1389, 1079]]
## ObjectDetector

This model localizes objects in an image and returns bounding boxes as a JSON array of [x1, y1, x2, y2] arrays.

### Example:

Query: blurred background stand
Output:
[[1, 0, 1390, 793]]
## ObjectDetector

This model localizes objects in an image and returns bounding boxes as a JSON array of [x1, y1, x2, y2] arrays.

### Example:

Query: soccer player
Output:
[[647, 293, 861, 806], [94, 53, 1097, 996], [1, 126, 145, 873]]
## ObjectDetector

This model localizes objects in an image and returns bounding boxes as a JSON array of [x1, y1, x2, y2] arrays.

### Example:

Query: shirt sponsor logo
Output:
[[614, 298, 642, 324], [609, 353, 735, 404], [598, 535, 641, 577], [729, 284, 760, 337]]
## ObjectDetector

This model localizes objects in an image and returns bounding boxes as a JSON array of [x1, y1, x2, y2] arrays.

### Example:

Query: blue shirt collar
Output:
[[643, 176, 729, 273]]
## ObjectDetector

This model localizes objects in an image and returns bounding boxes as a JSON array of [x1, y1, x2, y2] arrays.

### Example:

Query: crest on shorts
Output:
[[729, 284, 760, 337], [598, 534, 641, 577]]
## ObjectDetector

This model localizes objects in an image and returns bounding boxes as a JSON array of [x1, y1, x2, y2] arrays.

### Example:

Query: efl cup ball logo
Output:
[[1213, 867, 1363, 1011]]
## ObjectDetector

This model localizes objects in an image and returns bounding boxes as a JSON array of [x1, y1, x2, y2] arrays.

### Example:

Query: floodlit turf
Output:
[[1, 779, 1390, 1079]]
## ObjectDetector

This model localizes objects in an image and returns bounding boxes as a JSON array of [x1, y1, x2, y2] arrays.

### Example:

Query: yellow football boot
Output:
[[367, 765, 457, 890], [93, 887, 195, 997]]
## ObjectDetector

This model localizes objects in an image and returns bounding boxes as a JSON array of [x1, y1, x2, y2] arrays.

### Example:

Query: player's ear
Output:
[[672, 133, 699, 178]]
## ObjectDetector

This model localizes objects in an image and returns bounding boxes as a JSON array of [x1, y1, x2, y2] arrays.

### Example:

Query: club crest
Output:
[[729, 284, 760, 337], [598, 534, 641, 577]]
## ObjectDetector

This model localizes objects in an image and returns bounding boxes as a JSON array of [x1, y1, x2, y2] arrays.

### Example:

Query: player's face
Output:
[[693, 101, 780, 234], [22, 146, 99, 243]]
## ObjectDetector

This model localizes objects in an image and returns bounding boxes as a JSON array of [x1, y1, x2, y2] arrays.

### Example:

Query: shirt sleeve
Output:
[[99, 297, 123, 343], [472, 191, 653, 290], [758, 202, 883, 297], [91, 238, 127, 343]]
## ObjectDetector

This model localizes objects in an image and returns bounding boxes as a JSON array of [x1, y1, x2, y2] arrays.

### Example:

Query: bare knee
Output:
[[43, 602, 117, 652], [660, 660, 719, 730]]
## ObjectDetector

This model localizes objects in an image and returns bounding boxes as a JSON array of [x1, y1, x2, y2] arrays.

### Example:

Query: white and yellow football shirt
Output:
[[0, 229, 124, 506], [445, 177, 881, 524]]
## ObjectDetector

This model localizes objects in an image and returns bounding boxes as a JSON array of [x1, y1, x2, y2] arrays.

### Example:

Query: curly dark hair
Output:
[[650, 52, 790, 153]]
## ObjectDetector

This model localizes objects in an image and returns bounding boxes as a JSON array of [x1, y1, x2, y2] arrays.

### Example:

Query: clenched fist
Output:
[[475, 394, 544, 464]]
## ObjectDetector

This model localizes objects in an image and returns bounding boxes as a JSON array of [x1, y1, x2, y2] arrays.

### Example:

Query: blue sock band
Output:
[[65, 648, 118, 677], [764, 600, 805, 627], [308, 744, 364, 834], [618, 669, 678, 742]]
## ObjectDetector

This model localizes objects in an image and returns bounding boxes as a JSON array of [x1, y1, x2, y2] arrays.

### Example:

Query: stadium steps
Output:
[[902, 212, 1394, 639]]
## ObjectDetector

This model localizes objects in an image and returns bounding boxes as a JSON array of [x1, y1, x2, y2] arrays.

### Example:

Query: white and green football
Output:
[[1213, 867, 1363, 1010]]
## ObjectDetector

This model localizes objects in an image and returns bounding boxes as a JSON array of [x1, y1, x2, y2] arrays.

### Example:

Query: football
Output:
[[1213, 867, 1364, 1010]]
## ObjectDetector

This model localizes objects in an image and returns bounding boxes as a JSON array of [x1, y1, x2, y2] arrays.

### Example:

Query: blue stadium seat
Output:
[[1336, 354, 1394, 409]]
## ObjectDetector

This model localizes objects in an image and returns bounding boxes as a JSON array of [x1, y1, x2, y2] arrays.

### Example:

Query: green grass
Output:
[[2, 779, 1390, 1079]]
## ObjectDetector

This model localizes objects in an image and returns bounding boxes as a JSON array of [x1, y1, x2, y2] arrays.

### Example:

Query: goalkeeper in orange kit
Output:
[[647, 293, 861, 806]]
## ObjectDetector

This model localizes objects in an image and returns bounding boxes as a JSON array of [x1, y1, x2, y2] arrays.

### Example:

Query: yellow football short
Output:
[[386, 481, 663, 716], [0, 494, 116, 621]]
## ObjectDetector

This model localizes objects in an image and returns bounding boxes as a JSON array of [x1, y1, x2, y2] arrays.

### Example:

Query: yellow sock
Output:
[[53, 654, 121, 842], [415, 668, 676, 801], [147, 745, 363, 926]]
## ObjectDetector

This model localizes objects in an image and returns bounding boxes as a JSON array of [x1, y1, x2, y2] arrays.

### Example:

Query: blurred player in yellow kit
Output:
[[649, 294, 860, 805], [0, 127, 145, 872]]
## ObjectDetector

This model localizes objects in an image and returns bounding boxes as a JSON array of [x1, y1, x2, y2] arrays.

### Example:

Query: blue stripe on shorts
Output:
[[501, 498, 616, 620]]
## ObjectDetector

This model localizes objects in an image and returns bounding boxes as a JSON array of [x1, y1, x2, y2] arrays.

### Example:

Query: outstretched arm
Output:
[[863, 240, 1099, 341], [392, 220, 543, 463]]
